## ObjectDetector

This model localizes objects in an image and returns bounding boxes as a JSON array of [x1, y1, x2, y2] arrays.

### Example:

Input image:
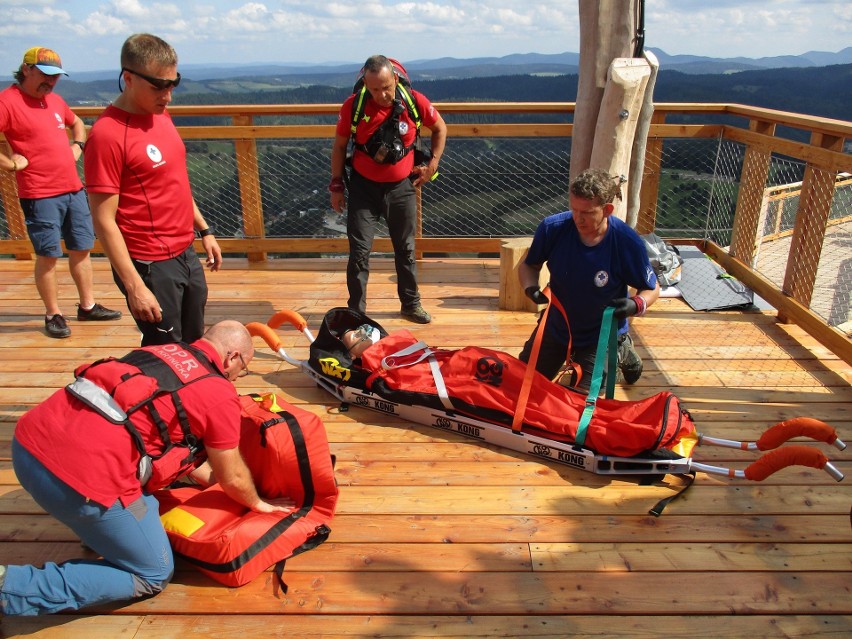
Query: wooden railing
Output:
[[2, 102, 851, 363]]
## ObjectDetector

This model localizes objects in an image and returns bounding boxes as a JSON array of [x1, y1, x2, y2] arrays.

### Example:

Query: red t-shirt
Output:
[[14, 340, 241, 508], [84, 105, 195, 260], [335, 89, 441, 183], [0, 84, 83, 199]]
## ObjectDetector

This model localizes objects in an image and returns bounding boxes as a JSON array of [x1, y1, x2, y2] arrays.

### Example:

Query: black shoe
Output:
[[401, 305, 432, 324], [45, 314, 71, 338], [618, 333, 643, 384], [77, 303, 122, 321]]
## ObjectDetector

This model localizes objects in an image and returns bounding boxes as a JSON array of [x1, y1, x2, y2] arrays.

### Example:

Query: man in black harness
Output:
[[329, 55, 447, 324]]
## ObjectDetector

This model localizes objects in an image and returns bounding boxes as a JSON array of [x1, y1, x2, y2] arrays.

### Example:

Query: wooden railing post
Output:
[[778, 131, 844, 323], [729, 119, 775, 266], [0, 140, 32, 260], [415, 183, 424, 260], [232, 115, 266, 262], [635, 112, 666, 235]]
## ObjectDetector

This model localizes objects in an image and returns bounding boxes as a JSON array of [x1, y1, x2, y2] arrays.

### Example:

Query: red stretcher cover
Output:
[[305, 305, 697, 459]]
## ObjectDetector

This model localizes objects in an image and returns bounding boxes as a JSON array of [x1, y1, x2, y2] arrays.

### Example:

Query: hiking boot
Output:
[[618, 333, 643, 384], [401, 305, 432, 324], [77, 303, 122, 321], [45, 314, 71, 338]]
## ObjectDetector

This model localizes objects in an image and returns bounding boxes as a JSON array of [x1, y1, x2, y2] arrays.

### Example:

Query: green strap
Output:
[[575, 306, 618, 447], [397, 84, 421, 127]]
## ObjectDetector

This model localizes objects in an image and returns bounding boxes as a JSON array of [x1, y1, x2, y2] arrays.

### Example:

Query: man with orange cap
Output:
[[0, 47, 121, 338]]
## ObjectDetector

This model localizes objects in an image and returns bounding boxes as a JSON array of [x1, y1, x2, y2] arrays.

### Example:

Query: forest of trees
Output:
[[56, 63, 852, 123]]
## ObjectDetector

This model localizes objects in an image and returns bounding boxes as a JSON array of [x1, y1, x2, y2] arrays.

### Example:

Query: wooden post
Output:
[[571, 0, 635, 185], [415, 183, 423, 260], [779, 132, 843, 323], [635, 111, 666, 236], [232, 115, 266, 262], [0, 140, 32, 260], [499, 238, 550, 312], [728, 119, 775, 266]]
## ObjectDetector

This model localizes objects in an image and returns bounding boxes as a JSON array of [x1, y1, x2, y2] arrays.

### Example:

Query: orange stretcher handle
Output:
[[246, 322, 283, 352], [743, 446, 829, 481], [756, 417, 840, 450], [266, 309, 308, 332]]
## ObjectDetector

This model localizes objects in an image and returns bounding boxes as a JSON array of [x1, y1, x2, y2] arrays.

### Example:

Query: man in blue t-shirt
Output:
[[518, 168, 660, 391]]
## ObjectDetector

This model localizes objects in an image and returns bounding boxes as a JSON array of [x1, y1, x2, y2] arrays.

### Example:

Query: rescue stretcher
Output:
[[246, 308, 845, 504]]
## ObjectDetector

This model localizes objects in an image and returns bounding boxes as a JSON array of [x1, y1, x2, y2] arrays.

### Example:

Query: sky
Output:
[[0, 0, 849, 75]]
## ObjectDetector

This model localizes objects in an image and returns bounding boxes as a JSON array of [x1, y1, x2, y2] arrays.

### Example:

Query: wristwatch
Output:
[[71, 140, 85, 151], [198, 227, 215, 237]]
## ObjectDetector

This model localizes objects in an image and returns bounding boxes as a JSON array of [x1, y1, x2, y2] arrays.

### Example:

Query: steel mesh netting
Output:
[[648, 135, 851, 328], [188, 137, 573, 241], [645, 135, 742, 242], [753, 164, 852, 328], [420, 137, 571, 237]]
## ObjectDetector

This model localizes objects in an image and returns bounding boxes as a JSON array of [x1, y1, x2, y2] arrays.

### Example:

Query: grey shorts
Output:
[[20, 189, 95, 257]]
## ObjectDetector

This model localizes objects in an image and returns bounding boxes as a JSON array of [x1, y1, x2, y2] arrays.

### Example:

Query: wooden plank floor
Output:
[[1, 256, 850, 638]]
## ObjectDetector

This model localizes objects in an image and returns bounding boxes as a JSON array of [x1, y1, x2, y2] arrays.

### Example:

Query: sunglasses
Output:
[[121, 67, 181, 91]]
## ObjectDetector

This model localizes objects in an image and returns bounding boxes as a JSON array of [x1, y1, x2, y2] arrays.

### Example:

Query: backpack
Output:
[[66, 343, 222, 492], [642, 232, 684, 288], [349, 58, 430, 166], [158, 392, 338, 588]]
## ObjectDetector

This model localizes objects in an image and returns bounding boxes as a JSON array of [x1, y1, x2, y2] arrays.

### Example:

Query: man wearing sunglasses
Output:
[[0, 47, 122, 338], [85, 33, 222, 347]]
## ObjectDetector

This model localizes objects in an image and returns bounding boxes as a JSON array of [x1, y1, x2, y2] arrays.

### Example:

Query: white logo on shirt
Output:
[[594, 270, 609, 287], [147, 144, 163, 164], [54, 113, 63, 129], [399, 121, 409, 135]]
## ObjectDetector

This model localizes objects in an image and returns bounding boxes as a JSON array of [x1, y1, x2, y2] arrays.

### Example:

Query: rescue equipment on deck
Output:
[[246, 307, 845, 516], [158, 392, 338, 588]]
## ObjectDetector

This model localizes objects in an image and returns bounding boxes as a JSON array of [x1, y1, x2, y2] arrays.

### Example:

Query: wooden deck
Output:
[[1, 256, 850, 638]]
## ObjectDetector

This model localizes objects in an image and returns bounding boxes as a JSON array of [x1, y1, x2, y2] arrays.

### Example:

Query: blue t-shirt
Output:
[[525, 211, 657, 348]]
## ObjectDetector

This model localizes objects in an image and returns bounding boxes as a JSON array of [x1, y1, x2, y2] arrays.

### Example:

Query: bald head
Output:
[[202, 321, 254, 381]]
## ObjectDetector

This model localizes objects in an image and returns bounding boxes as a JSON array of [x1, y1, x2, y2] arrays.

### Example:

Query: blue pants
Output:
[[0, 438, 173, 616], [20, 189, 95, 257], [345, 170, 420, 313]]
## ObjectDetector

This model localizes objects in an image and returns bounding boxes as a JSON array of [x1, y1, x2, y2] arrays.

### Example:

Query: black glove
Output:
[[525, 286, 548, 305], [610, 297, 638, 320]]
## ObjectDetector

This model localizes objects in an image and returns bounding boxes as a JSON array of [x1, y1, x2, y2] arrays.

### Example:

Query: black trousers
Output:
[[345, 170, 420, 313], [113, 247, 208, 346]]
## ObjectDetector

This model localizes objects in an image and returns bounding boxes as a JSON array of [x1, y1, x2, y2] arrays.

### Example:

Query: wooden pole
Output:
[[571, 0, 635, 185]]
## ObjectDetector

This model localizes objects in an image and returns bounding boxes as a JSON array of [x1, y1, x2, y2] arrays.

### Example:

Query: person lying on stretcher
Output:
[[319, 309, 691, 459]]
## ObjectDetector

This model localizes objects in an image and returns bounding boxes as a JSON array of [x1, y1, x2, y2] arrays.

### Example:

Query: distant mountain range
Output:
[[67, 47, 852, 84], [52, 48, 852, 123]]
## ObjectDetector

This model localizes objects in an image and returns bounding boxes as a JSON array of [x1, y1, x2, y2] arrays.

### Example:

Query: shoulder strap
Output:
[[510, 287, 572, 434], [350, 83, 421, 137], [574, 306, 619, 447]]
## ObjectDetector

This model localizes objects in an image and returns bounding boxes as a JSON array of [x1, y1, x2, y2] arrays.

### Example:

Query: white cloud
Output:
[[0, 0, 848, 74]]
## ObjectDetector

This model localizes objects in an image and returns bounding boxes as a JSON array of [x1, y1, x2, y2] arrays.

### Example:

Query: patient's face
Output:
[[341, 324, 379, 357]]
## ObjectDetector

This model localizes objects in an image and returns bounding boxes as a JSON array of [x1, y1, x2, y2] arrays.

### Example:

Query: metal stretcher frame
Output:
[[247, 311, 846, 485]]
